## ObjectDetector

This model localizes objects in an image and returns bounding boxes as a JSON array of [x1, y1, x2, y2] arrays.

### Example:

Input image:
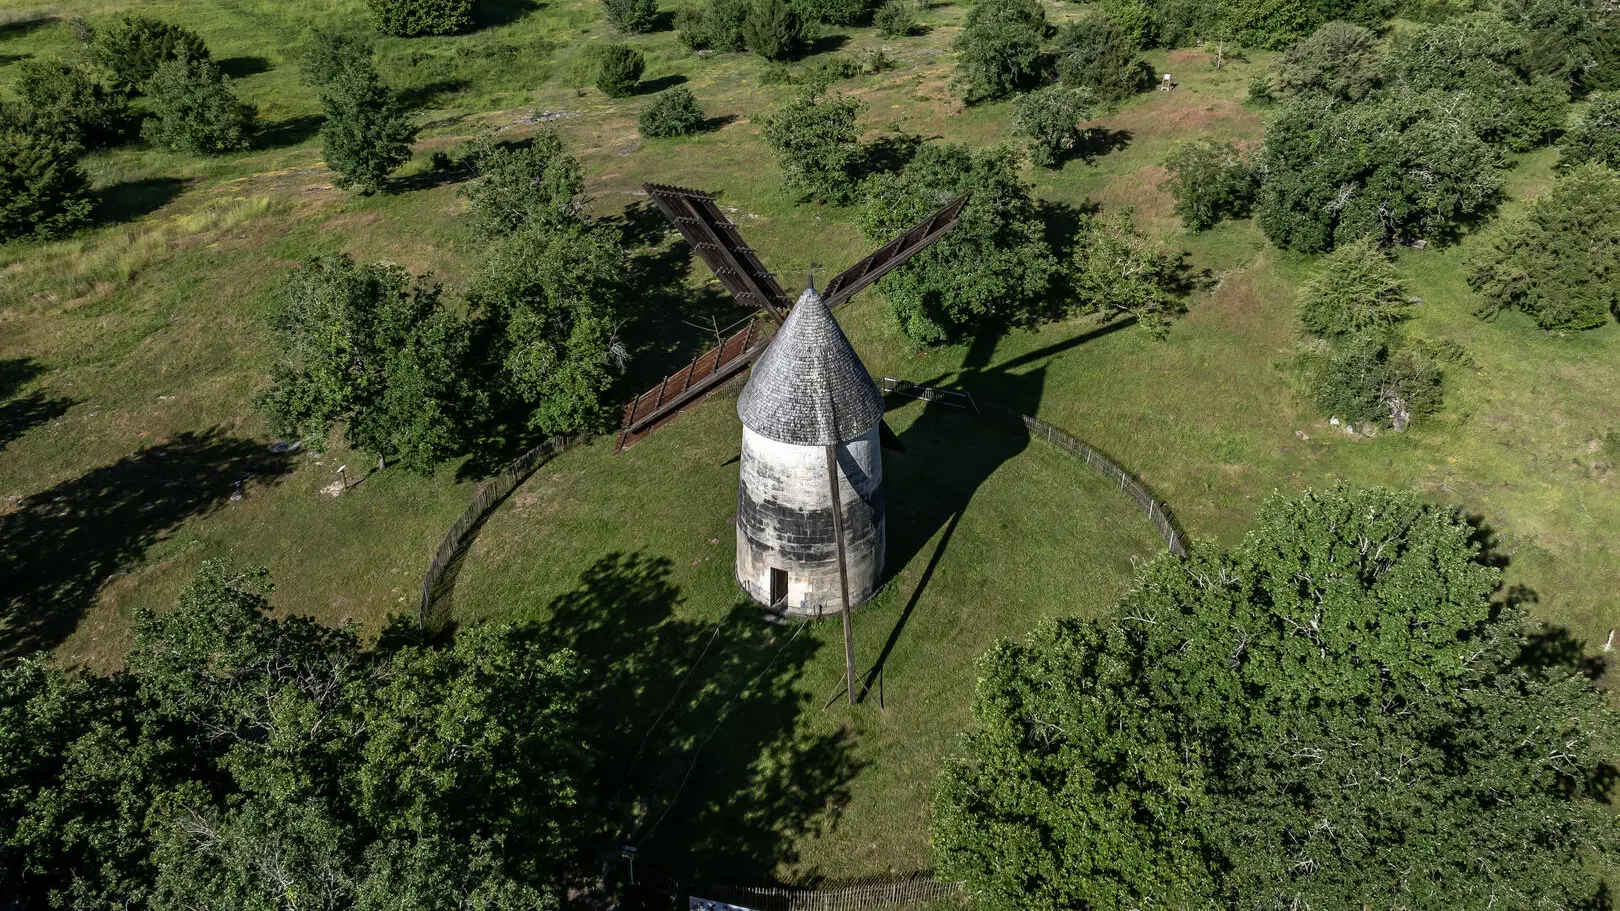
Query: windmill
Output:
[[620, 183, 969, 704]]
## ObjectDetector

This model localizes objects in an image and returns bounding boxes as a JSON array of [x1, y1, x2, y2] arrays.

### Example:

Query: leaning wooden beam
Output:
[[822, 192, 971, 308], [644, 183, 792, 322]]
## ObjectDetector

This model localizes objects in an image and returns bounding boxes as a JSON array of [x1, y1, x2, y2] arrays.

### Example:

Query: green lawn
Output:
[[2, 0, 1618, 888]]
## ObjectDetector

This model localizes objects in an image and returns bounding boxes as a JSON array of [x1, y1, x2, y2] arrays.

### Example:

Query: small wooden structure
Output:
[[1159, 73, 1175, 91]]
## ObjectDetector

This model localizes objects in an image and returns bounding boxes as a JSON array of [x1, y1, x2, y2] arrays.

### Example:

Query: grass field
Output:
[[2, 0, 1618, 887]]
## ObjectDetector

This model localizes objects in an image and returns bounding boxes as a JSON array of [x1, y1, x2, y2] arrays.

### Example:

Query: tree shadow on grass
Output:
[[257, 114, 324, 150], [0, 358, 73, 453], [0, 14, 56, 39], [477, 0, 542, 28], [217, 55, 271, 78], [96, 176, 187, 225], [538, 552, 859, 888], [802, 33, 850, 56], [398, 78, 472, 110], [637, 73, 688, 95], [0, 429, 296, 659], [1070, 127, 1132, 164], [0, 52, 31, 67]]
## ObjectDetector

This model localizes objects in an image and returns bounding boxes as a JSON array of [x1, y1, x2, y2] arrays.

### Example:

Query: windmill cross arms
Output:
[[822, 192, 971, 309], [644, 183, 793, 322]]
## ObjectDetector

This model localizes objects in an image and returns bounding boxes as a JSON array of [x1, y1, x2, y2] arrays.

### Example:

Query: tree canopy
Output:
[[0, 128, 95, 243], [462, 133, 585, 239], [139, 55, 257, 155], [757, 88, 865, 204], [1558, 92, 1620, 170], [1163, 138, 1257, 231], [952, 0, 1047, 102], [1268, 19, 1382, 101], [1297, 236, 1411, 339], [88, 15, 210, 94], [1053, 13, 1154, 105], [312, 41, 416, 193], [936, 485, 1618, 911], [1068, 210, 1187, 337], [1012, 84, 1095, 169]]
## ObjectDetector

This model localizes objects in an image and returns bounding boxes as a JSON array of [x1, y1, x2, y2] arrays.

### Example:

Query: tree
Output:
[[873, 0, 920, 38], [1296, 334, 1442, 428], [1069, 210, 1187, 337], [0, 130, 95, 243], [1256, 90, 1504, 252], [462, 133, 585, 238], [860, 143, 1058, 344], [743, 0, 805, 61], [315, 47, 416, 193], [13, 58, 131, 148], [595, 43, 647, 97], [952, 0, 1047, 102], [757, 88, 865, 204], [675, 0, 750, 52], [139, 56, 257, 155], [604, 0, 660, 32], [1500, 0, 1620, 95], [260, 255, 475, 473], [1268, 19, 1382, 101], [89, 15, 209, 93], [365, 0, 478, 36], [1054, 13, 1154, 105], [1013, 85, 1095, 168], [792, 0, 872, 26], [1163, 139, 1257, 231], [1298, 236, 1411, 338], [936, 485, 1617, 911], [300, 28, 376, 87], [1558, 92, 1620, 170], [1468, 163, 1620, 330], [639, 86, 707, 137]]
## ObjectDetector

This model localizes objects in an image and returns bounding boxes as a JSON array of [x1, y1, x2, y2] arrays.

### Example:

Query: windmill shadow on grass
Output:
[[0, 357, 74, 452], [538, 552, 859, 887], [0, 429, 295, 658]]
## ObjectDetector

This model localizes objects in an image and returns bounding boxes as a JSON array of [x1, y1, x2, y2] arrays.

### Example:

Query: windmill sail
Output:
[[821, 192, 970, 308], [643, 183, 793, 322]]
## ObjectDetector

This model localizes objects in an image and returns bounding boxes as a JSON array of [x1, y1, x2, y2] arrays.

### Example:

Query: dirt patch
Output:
[[1095, 165, 1175, 226], [1103, 92, 1261, 142], [1167, 49, 1215, 66]]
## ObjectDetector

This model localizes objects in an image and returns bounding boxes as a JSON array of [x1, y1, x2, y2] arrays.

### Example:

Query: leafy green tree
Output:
[[936, 485, 1617, 911], [1256, 90, 1504, 252], [1013, 85, 1095, 169], [13, 58, 131, 148], [315, 47, 416, 193], [952, 0, 1047, 102], [639, 85, 707, 137], [1469, 163, 1620, 330], [0, 128, 96, 244], [860, 143, 1058, 344], [1500, 0, 1620, 94], [1163, 138, 1257, 230], [791, 0, 871, 26], [365, 0, 478, 36], [604, 0, 661, 32], [89, 15, 209, 93], [1296, 334, 1443, 428], [261, 255, 474, 472], [743, 0, 806, 61], [300, 28, 376, 87], [471, 222, 628, 435], [1054, 13, 1154, 105], [139, 56, 257, 155], [873, 0, 920, 37], [757, 88, 865, 204], [1098, 0, 1158, 47], [595, 43, 647, 96], [675, 0, 750, 52], [1069, 210, 1187, 337], [1268, 19, 1381, 100], [1558, 92, 1620, 170], [463, 132, 585, 238], [1298, 236, 1411, 338]]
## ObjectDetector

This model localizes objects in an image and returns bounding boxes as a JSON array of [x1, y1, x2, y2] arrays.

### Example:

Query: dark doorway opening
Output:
[[769, 568, 788, 607]]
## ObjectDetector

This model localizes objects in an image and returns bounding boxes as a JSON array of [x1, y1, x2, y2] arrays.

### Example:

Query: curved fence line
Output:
[[879, 377, 1187, 558], [417, 434, 585, 630]]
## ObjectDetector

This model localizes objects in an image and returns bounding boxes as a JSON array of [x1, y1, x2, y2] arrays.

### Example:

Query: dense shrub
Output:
[[757, 89, 864, 203], [1012, 85, 1095, 168], [604, 0, 661, 32], [366, 0, 478, 36], [299, 28, 375, 87], [1054, 13, 1154, 105], [638, 86, 706, 137], [1558, 93, 1620, 170], [1069, 210, 1187, 337], [12, 58, 131, 148], [1297, 335, 1442, 428], [316, 49, 416, 193], [139, 57, 257, 155], [792, 0, 871, 26], [1297, 237, 1411, 339], [873, 0, 920, 37], [1256, 91, 1504, 252], [89, 15, 209, 93], [860, 143, 1058, 344], [462, 132, 585, 238], [1268, 19, 1381, 100], [1163, 138, 1257, 230], [595, 44, 646, 96], [1469, 163, 1620, 330], [0, 129, 95, 242], [1500, 0, 1620, 94], [952, 0, 1047, 102], [676, 0, 750, 51], [743, 0, 805, 61]]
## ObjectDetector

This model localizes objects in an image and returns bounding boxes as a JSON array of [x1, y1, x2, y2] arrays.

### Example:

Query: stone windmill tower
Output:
[[734, 284, 886, 616]]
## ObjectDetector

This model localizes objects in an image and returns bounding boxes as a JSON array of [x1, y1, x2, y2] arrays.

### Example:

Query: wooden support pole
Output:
[[825, 444, 856, 707]]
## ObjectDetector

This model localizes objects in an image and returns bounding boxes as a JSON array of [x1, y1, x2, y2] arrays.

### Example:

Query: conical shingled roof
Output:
[[737, 287, 884, 445]]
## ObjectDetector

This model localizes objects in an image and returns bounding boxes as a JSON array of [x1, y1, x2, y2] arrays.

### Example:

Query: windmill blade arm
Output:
[[644, 183, 793, 322], [822, 192, 972, 309]]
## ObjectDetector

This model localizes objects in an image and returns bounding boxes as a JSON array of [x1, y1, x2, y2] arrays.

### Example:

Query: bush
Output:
[[462, 132, 585, 238], [604, 0, 661, 32], [300, 28, 375, 87], [1469, 163, 1620, 330], [0, 129, 95, 242], [1012, 84, 1095, 168], [139, 57, 257, 155], [89, 15, 209, 93], [1297, 236, 1412, 339], [316, 51, 416, 193], [595, 44, 646, 96], [12, 58, 131, 148], [952, 0, 1047, 102], [1557, 93, 1620, 171], [873, 0, 920, 37], [1054, 13, 1155, 105], [757, 89, 864, 203], [1298, 335, 1442, 429], [676, 0, 749, 51], [1097, 0, 1157, 47], [792, 0, 871, 26], [638, 86, 706, 137], [1163, 138, 1257, 231], [743, 0, 805, 61], [859, 143, 1058, 344], [1070, 210, 1187, 337], [366, 0, 478, 36], [1268, 19, 1381, 101]]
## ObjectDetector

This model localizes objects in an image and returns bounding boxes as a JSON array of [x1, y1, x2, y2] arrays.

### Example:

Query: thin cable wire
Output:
[[611, 611, 731, 803]]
